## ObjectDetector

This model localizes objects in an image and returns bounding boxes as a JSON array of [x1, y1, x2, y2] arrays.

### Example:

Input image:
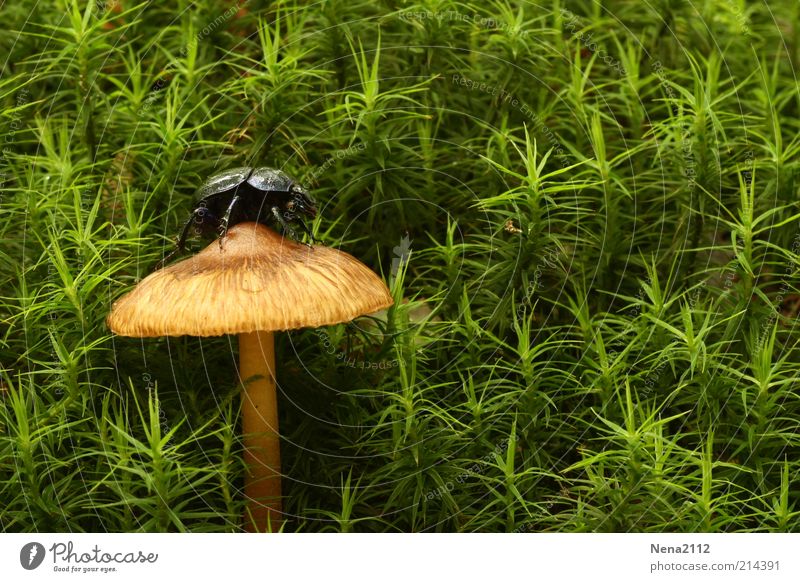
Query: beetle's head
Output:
[[287, 184, 317, 219]]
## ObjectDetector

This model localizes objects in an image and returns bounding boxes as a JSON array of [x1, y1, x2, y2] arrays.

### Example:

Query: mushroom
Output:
[[107, 222, 394, 531]]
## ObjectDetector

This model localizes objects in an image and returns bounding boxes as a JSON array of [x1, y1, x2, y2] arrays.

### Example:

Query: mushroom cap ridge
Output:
[[107, 222, 394, 337]]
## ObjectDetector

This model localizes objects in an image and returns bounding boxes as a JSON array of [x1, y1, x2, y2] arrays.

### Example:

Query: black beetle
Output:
[[156, 166, 317, 269]]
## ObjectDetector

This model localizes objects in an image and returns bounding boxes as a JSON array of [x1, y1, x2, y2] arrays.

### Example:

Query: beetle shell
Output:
[[247, 167, 294, 193], [195, 167, 252, 200], [195, 167, 295, 201]]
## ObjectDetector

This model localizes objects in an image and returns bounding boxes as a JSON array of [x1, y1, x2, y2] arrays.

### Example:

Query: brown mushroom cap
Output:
[[107, 222, 394, 337]]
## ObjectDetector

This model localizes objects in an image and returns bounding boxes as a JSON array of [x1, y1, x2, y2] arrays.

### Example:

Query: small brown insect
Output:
[[504, 219, 522, 234]]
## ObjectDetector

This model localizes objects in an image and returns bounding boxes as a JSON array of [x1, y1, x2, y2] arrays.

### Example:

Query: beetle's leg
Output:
[[296, 219, 319, 247], [271, 206, 300, 241], [154, 209, 203, 271], [153, 207, 222, 270], [177, 211, 199, 250], [218, 194, 241, 246], [154, 249, 180, 271]]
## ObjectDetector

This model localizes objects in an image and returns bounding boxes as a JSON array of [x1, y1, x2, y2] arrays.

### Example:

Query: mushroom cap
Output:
[[107, 223, 394, 337]]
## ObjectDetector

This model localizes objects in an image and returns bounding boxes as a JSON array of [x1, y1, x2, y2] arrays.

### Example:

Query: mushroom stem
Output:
[[239, 330, 282, 532]]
